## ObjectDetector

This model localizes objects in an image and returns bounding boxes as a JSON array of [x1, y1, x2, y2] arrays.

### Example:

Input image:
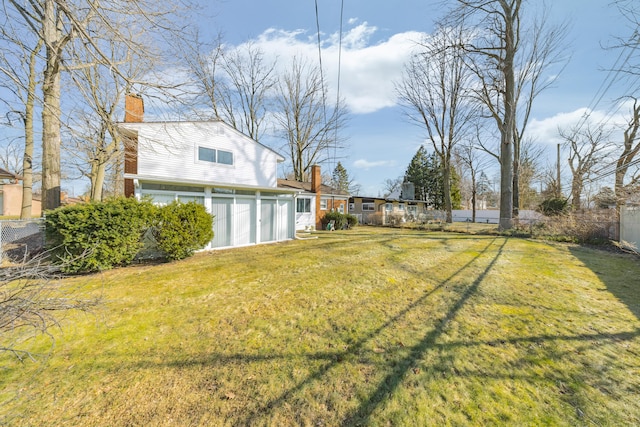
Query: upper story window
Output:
[[198, 146, 233, 165], [218, 150, 233, 165]]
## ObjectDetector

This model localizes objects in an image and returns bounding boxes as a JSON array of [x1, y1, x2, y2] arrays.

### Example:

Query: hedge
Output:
[[45, 197, 155, 273]]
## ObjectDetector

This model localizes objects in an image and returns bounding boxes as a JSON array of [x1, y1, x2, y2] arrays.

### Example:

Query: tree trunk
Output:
[[498, 1, 518, 231], [41, 0, 62, 211], [89, 154, 107, 201], [20, 40, 41, 218], [512, 142, 520, 218], [443, 163, 453, 223], [571, 177, 582, 211], [471, 168, 477, 222]]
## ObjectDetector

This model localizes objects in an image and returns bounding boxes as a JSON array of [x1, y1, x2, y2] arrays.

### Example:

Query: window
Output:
[[198, 147, 216, 163], [141, 183, 204, 193], [297, 198, 311, 213], [362, 203, 375, 211], [218, 150, 233, 165], [385, 203, 393, 212], [338, 203, 344, 213], [198, 146, 233, 165], [177, 195, 205, 205], [320, 199, 328, 210], [349, 203, 355, 211], [398, 203, 405, 211]]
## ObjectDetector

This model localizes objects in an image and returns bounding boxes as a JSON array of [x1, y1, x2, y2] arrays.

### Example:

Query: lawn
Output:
[[1, 227, 640, 426]]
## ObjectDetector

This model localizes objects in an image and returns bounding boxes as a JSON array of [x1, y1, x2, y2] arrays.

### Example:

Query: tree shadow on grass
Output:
[[126, 236, 507, 425], [568, 245, 640, 321], [341, 237, 508, 425]]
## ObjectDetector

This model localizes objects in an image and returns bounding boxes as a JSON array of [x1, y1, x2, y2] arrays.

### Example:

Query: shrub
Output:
[[45, 197, 155, 273], [152, 201, 214, 260], [345, 214, 358, 228], [538, 197, 569, 216], [320, 211, 347, 230], [320, 212, 358, 230]]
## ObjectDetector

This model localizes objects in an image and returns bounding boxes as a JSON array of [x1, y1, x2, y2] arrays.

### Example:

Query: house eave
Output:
[[125, 174, 299, 194]]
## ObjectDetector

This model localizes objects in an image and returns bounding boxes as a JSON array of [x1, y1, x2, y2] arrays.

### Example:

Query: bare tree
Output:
[[382, 177, 403, 198], [0, 254, 100, 364], [448, 0, 564, 229], [455, 138, 492, 221], [182, 33, 224, 119], [397, 25, 477, 223], [512, 10, 568, 216], [216, 43, 277, 142], [560, 125, 613, 210], [65, 28, 154, 201], [5, 0, 198, 209], [615, 98, 640, 205], [0, 14, 43, 218], [184, 39, 277, 143], [275, 57, 347, 181]]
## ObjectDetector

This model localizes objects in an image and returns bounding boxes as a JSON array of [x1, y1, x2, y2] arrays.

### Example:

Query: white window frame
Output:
[[320, 199, 328, 210], [197, 146, 234, 166], [297, 198, 311, 213]]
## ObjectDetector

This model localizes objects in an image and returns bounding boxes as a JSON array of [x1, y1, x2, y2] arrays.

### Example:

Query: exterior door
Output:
[[211, 197, 232, 248], [235, 198, 256, 246], [261, 199, 276, 242]]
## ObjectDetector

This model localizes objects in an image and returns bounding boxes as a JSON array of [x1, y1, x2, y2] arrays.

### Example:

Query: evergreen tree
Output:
[[405, 146, 462, 209], [332, 162, 350, 192]]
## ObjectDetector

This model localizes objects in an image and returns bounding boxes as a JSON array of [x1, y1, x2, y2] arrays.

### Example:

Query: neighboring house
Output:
[[0, 169, 42, 217], [118, 94, 297, 249], [349, 195, 432, 226], [278, 165, 350, 231]]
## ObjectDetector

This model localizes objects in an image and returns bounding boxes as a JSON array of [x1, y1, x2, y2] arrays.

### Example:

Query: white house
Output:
[[278, 164, 350, 231], [118, 94, 296, 249]]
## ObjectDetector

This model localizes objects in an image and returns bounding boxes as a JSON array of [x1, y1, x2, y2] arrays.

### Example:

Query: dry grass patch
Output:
[[1, 227, 639, 426]]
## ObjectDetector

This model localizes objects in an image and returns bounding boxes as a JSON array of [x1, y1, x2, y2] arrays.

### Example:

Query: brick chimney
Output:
[[311, 165, 322, 229], [124, 93, 144, 123], [123, 94, 143, 197]]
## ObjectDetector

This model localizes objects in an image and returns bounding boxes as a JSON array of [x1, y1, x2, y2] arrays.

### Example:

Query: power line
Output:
[[314, 0, 328, 125], [332, 0, 345, 175]]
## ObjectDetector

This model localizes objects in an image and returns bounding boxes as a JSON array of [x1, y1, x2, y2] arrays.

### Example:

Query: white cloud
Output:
[[528, 103, 632, 145], [354, 159, 396, 169], [229, 23, 426, 115]]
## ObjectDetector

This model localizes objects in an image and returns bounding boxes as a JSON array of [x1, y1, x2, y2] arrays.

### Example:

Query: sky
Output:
[[192, 0, 637, 198]]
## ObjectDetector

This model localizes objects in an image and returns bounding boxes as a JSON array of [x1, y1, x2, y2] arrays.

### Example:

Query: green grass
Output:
[[2, 227, 640, 426]]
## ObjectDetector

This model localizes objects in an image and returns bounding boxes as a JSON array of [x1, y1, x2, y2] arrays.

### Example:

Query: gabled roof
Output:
[[277, 179, 349, 197]]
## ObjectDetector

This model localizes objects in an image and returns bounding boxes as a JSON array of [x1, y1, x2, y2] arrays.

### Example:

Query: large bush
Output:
[[320, 211, 358, 230], [45, 197, 155, 273], [152, 201, 214, 260], [538, 197, 569, 216]]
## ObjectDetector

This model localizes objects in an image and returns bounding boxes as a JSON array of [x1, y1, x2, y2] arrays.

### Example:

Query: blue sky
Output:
[[200, 0, 637, 196]]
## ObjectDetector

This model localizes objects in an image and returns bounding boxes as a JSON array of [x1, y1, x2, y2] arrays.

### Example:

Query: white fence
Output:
[[620, 206, 640, 250]]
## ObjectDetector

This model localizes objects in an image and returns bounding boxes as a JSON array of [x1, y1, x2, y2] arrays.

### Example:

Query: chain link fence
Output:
[[0, 219, 45, 264]]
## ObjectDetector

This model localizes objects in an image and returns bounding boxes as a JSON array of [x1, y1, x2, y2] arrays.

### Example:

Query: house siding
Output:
[[119, 119, 295, 250], [132, 122, 280, 188]]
